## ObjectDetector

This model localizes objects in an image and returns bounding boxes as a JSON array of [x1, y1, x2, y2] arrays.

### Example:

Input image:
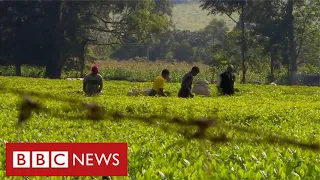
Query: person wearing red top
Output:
[[83, 65, 103, 96]]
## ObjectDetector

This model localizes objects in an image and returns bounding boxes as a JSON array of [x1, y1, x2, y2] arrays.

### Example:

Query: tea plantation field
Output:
[[0, 76, 319, 180]]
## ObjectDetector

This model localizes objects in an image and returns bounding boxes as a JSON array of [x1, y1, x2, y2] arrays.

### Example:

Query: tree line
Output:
[[0, 0, 319, 84], [110, 0, 319, 84], [0, 0, 171, 78], [200, 0, 320, 84]]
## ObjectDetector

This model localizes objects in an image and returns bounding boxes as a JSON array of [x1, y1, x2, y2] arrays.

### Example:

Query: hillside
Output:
[[171, 2, 239, 31]]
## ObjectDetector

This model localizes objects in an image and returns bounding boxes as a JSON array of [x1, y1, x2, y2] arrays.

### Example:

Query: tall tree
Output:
[[245, 0, 287, 82], [200, 0, 260, 83], [246, 0, 319, 83]]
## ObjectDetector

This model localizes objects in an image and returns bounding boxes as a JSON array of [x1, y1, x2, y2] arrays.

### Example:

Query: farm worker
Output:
[[178, 66, 200, 98], [217, 65, 236, 95], [83, 65, 103, 96], [149, 69, 170, 97]]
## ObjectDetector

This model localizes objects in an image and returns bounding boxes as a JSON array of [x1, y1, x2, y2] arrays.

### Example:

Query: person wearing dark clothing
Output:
[[217, 65, 236, 95], [178, 66, 200, 98]]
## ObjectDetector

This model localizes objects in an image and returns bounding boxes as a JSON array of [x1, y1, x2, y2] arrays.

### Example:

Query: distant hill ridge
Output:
[[170, 2, 238, 31]]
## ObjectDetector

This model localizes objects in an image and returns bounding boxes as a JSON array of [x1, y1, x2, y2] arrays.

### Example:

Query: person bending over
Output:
[[149, 69, 170, 97], [83, 65, 103, 96], [178, 66, 200, 98], [217, 65, 236, 95]]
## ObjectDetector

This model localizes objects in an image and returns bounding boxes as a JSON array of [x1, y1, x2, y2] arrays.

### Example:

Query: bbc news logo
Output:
[[6, 143, 128, 176], [12, 151, 119, 168], [13, 151, 69, 168]]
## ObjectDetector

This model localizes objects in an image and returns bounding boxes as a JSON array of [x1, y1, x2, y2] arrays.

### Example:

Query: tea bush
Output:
[[0, 76, 319, 180]]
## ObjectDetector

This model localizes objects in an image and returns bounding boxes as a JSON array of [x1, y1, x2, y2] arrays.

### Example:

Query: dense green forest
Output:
[[0, 0, 319, 84]]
